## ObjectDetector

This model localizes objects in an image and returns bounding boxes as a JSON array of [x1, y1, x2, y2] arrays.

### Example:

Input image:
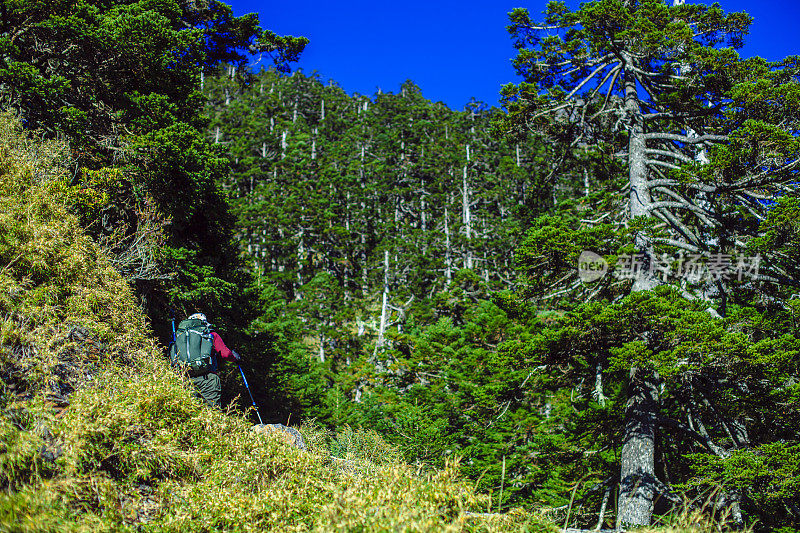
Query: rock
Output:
[[38, 443, 62, 463], [251, 423, 307, 451]]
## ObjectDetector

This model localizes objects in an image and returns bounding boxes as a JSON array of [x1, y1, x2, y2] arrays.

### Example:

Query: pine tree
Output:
[[500, 0, 800, 527]]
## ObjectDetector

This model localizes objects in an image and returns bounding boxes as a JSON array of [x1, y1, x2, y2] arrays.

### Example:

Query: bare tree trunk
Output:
[[617, 62, 661, 528], [618, 368, 659, 528], [445, 200, 452, 286], [584, 168, 590, 197], [359, 145, 369, 296], [463, 144, 473, 269], [374, 250, 389, 356], [594, 364, 607, 407], [361, 228, 368, 296], [421, 195, 427, 231]]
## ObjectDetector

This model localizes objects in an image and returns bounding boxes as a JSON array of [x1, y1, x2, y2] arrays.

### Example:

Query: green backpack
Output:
[[170, 318, 215, 376]]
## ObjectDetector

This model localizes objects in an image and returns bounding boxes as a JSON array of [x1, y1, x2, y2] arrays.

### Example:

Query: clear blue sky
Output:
[[230, 0, 800, 111]]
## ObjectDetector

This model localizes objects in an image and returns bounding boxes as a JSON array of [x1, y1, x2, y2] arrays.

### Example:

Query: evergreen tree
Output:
[[499, 0, 800, 528], [205, 68, 555, 352], [0, 0, 307, 319]]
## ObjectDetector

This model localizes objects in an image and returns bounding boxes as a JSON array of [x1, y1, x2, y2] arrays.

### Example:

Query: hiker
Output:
[[170, 312, 241, 409]]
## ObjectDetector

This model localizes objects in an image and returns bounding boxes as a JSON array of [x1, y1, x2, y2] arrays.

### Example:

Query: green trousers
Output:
[[190, 372, 221, 409]]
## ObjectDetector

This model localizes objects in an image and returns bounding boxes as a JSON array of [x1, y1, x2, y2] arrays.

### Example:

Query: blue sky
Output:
[[231, 0, 800, 110]]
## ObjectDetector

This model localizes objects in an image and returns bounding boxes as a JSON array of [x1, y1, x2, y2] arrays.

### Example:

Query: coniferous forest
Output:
[[2, 0, 800, 531]]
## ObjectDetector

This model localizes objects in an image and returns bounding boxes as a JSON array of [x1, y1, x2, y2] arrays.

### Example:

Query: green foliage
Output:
[[489, 2, 800, 529], [0, 115, 558, 532], [0, 0, 312, 376], [206, 68, 553, 305], [5, 0, 799, 530], [0, 0, 306, 147], [230, 282, 328, 422], [514, 212, 626, 303]]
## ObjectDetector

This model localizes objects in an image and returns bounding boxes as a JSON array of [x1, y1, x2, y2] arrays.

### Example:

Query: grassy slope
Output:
[[0, 112, 555, 532]]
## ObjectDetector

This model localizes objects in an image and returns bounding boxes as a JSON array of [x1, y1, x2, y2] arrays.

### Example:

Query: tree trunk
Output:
[[421, 190, 427, 232], [584, 168, 590, 197], [597, 485, 612, 530], [617, 367, 659, 528], [444, 199, 452, 286], [594, 364, 607, 407], [624, 65, 658, 292], [463, 145, 473, 270], [617, 62, 661, 528], [374, 250, 389, 357]]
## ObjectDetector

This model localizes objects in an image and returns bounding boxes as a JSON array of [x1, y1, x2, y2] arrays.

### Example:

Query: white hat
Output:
[[188, 313, 207, 322]]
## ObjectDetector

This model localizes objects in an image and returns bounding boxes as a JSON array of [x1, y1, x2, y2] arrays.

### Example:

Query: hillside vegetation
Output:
[[0, 112, 749, 532], [2, 0, 799, 530], [0, 113, 560, 532], [205, 54, 800, 533]]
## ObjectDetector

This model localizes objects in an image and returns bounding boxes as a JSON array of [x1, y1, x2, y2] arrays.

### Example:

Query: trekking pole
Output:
[[170, 309, 177, 344], [168, 309, 177, 366], [237, 363, 264, 425]]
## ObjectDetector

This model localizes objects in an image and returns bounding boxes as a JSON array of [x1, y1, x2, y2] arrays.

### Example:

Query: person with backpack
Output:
[[170, 312, 240, 408]]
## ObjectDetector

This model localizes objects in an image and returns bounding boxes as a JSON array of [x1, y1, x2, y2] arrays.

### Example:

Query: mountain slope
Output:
[[0, 112, 553, 532]]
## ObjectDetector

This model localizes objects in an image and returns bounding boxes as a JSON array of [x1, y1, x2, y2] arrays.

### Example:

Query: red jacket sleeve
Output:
[[211, 332, 234, 360]]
